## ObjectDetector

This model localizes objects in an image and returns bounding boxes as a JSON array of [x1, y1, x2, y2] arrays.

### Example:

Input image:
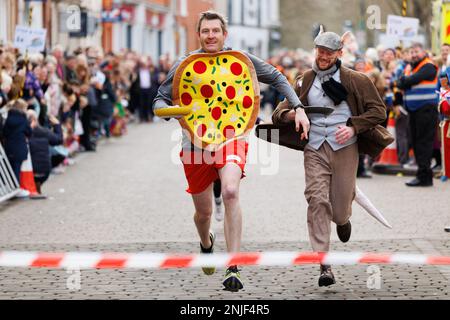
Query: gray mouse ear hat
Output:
[[314, 25, 347, 51]]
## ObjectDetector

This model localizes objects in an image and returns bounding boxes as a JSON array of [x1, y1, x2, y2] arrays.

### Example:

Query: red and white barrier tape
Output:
[[0, 251, 450, 269]]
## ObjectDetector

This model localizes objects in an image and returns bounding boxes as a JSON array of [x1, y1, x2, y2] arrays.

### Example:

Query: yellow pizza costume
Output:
[[156, 51, 260, 151]]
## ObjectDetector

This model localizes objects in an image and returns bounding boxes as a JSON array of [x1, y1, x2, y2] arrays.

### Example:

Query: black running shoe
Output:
[[200, 231, 216, 275], [318, 264, 336, 287], [222, 265, 244, 292]]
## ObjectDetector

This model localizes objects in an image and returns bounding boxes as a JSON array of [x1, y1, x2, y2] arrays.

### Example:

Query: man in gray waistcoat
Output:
[[272, 29, 387, 287]]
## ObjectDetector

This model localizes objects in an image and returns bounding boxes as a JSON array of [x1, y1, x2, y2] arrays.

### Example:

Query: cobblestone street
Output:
[[0, 122, 449, 299]]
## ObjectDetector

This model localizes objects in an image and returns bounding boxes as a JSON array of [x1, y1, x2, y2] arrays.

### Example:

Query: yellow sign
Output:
[[441, 2, 450, 44]]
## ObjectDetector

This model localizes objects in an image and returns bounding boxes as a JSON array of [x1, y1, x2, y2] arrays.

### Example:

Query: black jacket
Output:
[[93, 78, 117, 119], [2, 109, 32, 162], [396, 58, 438, 90], [29, 124, 63, 174], [0, 90, 7, 108]]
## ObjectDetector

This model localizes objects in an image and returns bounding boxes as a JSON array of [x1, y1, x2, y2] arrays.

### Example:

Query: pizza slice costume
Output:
[[158, 51, 260, 193]]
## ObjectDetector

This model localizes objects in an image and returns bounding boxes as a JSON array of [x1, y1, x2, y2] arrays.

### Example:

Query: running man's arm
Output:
[[152, 59, 183, 111], [246, 53, 309, 139], [246, 53, 302, 108]]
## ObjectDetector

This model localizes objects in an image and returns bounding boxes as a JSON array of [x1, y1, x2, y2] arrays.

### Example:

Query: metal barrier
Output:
[[0, 143, 20, 202]]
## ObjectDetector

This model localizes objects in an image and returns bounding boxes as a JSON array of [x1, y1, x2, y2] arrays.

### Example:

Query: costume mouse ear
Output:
[[341, 31, 352, 45], [318, 24, 325, 36]]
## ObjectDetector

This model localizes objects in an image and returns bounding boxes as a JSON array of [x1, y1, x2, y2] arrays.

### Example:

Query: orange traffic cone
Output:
[[375, 114, 400, 166], [371, 113, 407, 175], [19, 151, 40, 198]]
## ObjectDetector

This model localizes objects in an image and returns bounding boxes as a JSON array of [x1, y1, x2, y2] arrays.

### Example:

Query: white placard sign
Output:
[[386, 15, 419, 40], [14, 26, 47, 53]]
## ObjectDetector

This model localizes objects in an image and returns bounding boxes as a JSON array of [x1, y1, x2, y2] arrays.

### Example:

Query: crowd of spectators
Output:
[[0, 43, 172, 198]]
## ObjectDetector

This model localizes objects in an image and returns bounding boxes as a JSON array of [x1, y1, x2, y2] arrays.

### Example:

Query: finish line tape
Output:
[[0, 251, 449, 269]]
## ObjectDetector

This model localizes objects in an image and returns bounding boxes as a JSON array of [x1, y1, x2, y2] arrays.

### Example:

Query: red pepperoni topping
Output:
[[223, 125, 235, 139], [197, 124, 207, 137], [230, 62, 243, 76], [181, 93, 192, 105], [201, 85, 214, 98], [226, 86, 236, 99], [212, 107, 222, 120], [193, 61, 207, 74], [243, 96, 253, 109]]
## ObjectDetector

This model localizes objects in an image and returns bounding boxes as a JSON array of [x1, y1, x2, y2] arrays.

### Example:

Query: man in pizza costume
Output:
[[153, 11, 309, 291], [272, 28, 389, 287]]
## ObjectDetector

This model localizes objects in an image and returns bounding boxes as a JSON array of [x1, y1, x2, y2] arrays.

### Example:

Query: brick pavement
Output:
[[1, 122, 449, 300], [0, 239, 448, 300]]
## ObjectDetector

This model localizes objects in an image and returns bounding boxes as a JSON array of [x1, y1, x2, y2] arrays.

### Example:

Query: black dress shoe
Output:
[[336, 221, 352, 243], [405, 178, 433, 187], [318, 264, 336, 287]]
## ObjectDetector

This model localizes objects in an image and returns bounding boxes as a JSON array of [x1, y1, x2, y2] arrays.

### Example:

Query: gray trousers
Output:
[[395, 113, 411, 165], [304, 142, 359, 252]]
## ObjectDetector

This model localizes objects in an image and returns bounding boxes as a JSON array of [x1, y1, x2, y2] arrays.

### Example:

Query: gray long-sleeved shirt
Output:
[[153, 47, 301, 151]]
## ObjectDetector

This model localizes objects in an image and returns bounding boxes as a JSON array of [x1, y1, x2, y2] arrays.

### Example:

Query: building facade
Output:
[[1, 0, 263, 60], [0, 0, 19, 46], [103, 0, 215, 61], [280, 0, 431, 51], [53, 0, 103, 52], [218, 0, 280, 60], [102, 0, 169, 60], [0, 0, 103, 52], [176, 0, 215, 54]]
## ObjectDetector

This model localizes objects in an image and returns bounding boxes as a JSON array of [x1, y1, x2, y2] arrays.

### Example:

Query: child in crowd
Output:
[[27, 110, 63, 195]]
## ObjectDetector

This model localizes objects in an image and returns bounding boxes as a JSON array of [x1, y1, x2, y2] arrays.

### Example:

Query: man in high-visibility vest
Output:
[[395, 43, 439, 187]]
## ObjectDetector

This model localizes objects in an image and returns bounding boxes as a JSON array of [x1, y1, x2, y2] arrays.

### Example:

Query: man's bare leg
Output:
[[192, 184, 217, 275], [192, 184, 214, 249], [218, 163, 243, 253], [218, 163, 244, 291]]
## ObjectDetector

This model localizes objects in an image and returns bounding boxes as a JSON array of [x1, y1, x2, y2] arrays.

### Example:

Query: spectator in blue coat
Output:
[[2, 99, 31, 183], [27, 110, 63, 194]]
